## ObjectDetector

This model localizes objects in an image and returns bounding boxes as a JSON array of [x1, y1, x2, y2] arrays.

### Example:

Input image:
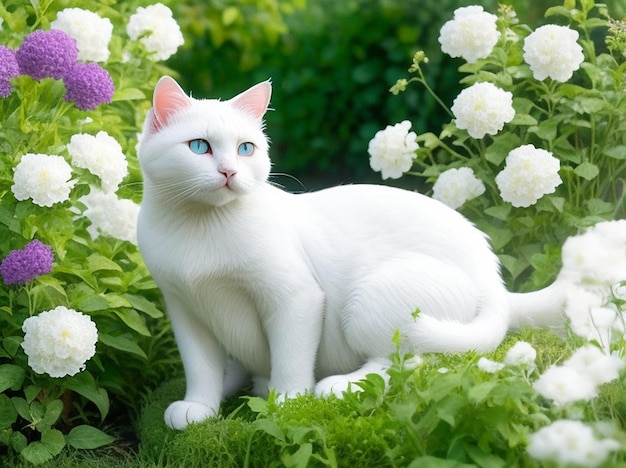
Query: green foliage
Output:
[[391, 0, 626, 290], [0, 0, 180, 464], [169, 0, 499, 188], [136, 329, 626, 467]]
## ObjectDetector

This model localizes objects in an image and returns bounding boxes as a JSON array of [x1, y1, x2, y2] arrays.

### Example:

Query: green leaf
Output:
[[124, 293, 163, 318], [253, 418, 285, 442], [11, 430, 27, 453], [281, 442, 313, 468], [76, 294, 109, 312], [2, 337, 22, 357], [37, 400, 63, 431], [20, 441, 53, 465], [0, 394, 17, 430], [112, 87, 146, 101], [222, 6, 240, 26], [113, 308, 150, 336], [246, 396, 269, 416], [87, 253, 122, 273], [483, 205, 511, 221], [66, 425, 115, 449], [64, 372, 109, 421], [468, 381, 498, 404], [574, 161, 599, 180], [0, 364, 25, 392], [99, 333, 148, 359], [498, 255, 529, 282], [603, 145, 626, 160], [11, 397, 30, 422], [41, 428, 65, 456], [464, 443, 507, 468]]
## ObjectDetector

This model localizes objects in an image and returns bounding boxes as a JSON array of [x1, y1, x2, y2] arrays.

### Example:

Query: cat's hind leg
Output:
[[315, 357, 390, 397]]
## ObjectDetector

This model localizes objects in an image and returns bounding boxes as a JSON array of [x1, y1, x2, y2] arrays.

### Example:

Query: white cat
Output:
[[137, 76, 565, 430]]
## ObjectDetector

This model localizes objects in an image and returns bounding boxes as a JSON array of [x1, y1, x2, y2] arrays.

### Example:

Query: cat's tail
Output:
[[402, 280, 567, 354], [507, 279, 567, 333]]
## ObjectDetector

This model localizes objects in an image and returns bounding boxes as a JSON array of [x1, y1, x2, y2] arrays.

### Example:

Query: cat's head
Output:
[[138, 76, 272, 208]]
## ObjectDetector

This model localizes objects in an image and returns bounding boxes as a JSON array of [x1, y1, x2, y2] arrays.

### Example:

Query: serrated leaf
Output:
[[66, 425, 115, 449]]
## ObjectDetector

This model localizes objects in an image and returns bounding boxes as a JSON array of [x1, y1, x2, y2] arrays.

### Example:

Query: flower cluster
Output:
[[21, 306, 98, 378], [0, 240, 54, 285], [450, 82, 515, 139], [7, 28, 113, 110], [527, 419, 620, 467], [368, 120, 419, 179], [523, 25, 584, 82], [494, 144, 562, 208], [127, 3, 184, 61], [0, 45, 20, 97], [79, 189, 140, 243], [11, 153, 75, 207], [68, 131, 128, 192], [51, 8, 114, 62], [432, 167, 485, 209], [438, 6, 499, 63]]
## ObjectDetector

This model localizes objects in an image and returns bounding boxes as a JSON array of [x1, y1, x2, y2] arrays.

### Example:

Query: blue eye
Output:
[[238, 142, 255, 157], [189, 139, 211, 154]]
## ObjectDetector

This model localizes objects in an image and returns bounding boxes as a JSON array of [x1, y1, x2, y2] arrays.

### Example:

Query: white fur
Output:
[[137, 77, 565, 430]]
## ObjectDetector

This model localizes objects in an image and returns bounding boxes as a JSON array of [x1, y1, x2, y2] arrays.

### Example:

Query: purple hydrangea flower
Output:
[[16, 29, 78, 81], [63, 62, 114, 110], [0, 46, 20, 97], [0, 240, 54, 285]]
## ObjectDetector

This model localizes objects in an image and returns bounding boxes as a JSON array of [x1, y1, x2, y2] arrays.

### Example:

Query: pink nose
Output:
[[219, 167, 237, 179]]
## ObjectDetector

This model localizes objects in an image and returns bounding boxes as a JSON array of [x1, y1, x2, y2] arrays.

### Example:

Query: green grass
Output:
[[5, 328, 626, 467]]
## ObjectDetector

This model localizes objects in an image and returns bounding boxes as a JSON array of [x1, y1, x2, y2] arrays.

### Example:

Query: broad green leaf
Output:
[[498, 255, 529, 282], [65, 372, 109, 421], [281, 442, 312, 468], [11, 397, 30, 422], [20, 441, 53, 465], [468, 381, 498, 404], [66, 425, 115, 449], [11, 431, 27, 453], [253, 418, 285, 442], [0, 364, 25, 393], [574, 161, 599, 181], [87, 253, 122, 272], [464, 443, 507, 468], [76, 294, 109, 312], [99, 333, 148, 359], [41, 428, 65, 456], [0, 394, 17, 430], [38, 399, 63, 431], [603, 145, 626, 160], [113, 308, 151, 336], [112, 87, 146, 101], [124, 293, 163, 318]]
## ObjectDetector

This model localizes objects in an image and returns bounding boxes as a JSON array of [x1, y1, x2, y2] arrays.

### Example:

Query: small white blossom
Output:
[[127, 3, 184, 61], [523, 24, 584, 82], [527, 420, 620, 467], [67, 131, 128, 193], [564, 345, 624, 387], [533, 365, 598, 405], [477, 357, 504, 373], [79, 189, 140, 243], [22, 306, 98, 378], [51, 8, 113, 62], [504, 341, 537, 367], [495, 144, 562, 208], [451, 82, 515, 139], [432, 167, 485, 209], [438, 6, 500, 63], [368, 120, 418, 180], [12, 153, 74, 207]]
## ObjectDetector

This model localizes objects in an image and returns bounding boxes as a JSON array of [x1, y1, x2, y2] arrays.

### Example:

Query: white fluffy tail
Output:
[[403, 303, 509, 354], [507, 279, 566, 332]]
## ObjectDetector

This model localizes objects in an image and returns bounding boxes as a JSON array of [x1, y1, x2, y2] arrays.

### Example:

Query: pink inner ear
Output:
[[230, 81, 272, 120], [151, 76, 191, 131]]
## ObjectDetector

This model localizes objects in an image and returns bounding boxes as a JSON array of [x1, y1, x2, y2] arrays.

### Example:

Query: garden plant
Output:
[[0, 0, 625, 467]]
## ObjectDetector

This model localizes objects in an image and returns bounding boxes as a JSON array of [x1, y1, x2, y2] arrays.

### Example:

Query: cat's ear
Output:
[[149, 76, 191, 132], [230, 80, 272, 120]]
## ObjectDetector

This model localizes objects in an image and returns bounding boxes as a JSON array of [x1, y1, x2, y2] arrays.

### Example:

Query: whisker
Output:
[[269, 172, 307, 192]]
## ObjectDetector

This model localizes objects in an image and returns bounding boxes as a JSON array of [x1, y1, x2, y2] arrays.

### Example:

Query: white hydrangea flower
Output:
[[523, 24, 584, 82], [127, 3, 184, 61], [432, 167, 485, 209], [438, 5, 500, 63], [67, 131, 128, 193], [79, 188, 140, 243], [451, 82, 515, 139], [22, 306, 98, 378], [564, 345, 624, 387], [51, 8, 113, 62], [476, 357, 504, 373], [532, 365, 598, 405], [527, 420, 620, 467], [495, 144, 562, 208], [503, 341, 537, 367], [12, 153, 74, 207], [368, 120, 418, 180]]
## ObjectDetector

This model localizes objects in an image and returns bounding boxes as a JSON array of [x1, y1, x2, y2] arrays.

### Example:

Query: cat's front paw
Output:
[[164, 400, 217, 430]]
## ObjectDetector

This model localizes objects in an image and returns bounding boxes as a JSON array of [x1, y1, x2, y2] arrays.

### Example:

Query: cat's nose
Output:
[[219, 167, 237, 179]]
